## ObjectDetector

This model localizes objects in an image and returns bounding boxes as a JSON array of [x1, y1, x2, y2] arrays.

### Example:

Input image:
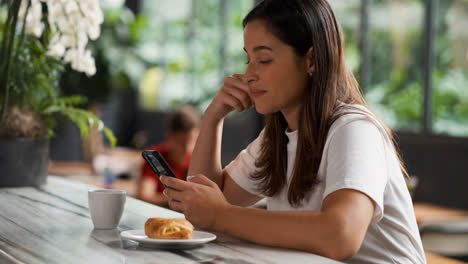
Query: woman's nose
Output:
[[243, 69, 259, 83], [244, 74, 258, 83]]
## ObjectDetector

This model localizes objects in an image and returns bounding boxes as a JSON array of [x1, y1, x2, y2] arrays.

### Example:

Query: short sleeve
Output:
[[323, 119, 388, 224], [224, 129, 265, 197]]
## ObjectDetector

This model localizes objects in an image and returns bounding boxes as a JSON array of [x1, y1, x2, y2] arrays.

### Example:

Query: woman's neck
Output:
[[281, 104, 301, 132]]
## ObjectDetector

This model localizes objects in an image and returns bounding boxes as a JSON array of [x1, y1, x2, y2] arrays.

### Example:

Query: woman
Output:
[[160, 0, 426, 263]]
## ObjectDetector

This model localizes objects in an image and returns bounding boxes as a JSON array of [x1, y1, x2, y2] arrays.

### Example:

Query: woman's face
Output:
[[243, 19, 309, 115]]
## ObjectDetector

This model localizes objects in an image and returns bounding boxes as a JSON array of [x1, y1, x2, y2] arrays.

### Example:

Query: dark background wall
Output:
[[397, 133, 468, 209]]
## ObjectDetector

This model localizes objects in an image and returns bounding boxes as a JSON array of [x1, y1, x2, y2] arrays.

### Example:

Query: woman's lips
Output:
[[251, 89, 267, 98]]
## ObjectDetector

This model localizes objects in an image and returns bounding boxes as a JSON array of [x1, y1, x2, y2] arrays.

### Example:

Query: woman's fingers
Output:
[[231, 73, 245, 81], [187, 174, 218, 188], [207, 73, 253, 119], [223, 85, 252, 110], [160, 175, 191, 191], [221, 89, 245, 112], [225, 85, 252, 108], [168, 199, 184, 213], [223, 76, 252, 111], [228, 75, 250, 94], [163, 187, 184, 202]]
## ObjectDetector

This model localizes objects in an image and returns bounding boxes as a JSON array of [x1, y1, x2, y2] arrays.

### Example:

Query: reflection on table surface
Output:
[[0, 176, 342, 264]]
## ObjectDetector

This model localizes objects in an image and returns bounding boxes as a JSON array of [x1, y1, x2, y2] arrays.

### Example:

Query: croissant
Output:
[[144, 218, 194, 239]]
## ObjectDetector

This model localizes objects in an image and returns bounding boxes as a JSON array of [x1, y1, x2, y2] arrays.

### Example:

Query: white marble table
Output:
[[0, 176, 342, 264]]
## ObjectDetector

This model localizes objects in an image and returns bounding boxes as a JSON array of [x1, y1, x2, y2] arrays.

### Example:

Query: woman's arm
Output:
[[187, 115, 262, 207], [216, 189, 375, 260], [161, 174, 375, 261], [187, 114, 225, 187], [187, 74, 252, 190]]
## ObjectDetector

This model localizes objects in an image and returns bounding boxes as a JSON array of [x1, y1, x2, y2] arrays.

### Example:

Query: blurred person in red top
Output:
[[138, 105, 200, 207]]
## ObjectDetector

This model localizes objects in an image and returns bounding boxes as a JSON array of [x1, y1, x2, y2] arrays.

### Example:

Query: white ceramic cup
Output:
[[88, 189, 126, 229]]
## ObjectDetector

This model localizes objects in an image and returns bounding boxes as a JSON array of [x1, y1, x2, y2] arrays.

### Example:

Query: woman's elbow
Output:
[[320, 242, 360, 261], [310, 229, 363, 261]]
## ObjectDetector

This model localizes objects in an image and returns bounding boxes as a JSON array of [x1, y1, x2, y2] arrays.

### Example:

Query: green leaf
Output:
[[103, 127, 117, 147]]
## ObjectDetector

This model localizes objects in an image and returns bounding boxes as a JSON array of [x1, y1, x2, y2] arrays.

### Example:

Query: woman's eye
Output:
[[245, 59, 272, 65], [259, 59, 272, 64]]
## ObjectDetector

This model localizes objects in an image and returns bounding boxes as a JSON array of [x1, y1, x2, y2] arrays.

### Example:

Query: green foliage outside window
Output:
[[139, 0, 253, 111], [138, 0, 468, 137], [333, 0, 468, 137], [432, 0, 468, 136]]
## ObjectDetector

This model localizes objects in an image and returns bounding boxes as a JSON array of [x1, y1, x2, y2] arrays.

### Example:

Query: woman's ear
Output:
[[306, 47, 315, 76]]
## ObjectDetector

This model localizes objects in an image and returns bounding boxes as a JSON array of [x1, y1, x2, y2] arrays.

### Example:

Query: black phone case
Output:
[[141, 150, 178, 186]]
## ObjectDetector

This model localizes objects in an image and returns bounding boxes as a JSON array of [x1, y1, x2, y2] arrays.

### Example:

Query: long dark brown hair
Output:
[[245, 0, 407, 207]]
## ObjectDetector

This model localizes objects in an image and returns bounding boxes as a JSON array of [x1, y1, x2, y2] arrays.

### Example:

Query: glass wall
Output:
[[333, 0, 468, 137], [136, 0, 468, 138], [331, 0, 426, 133], [365, 0, 425, 132], [433, 0, 468, 136], [328, 0, 362, 78], [138, 0, 253, 111]]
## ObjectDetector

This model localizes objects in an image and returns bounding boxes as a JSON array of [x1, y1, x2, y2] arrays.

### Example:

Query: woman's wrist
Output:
[[204, 103, 227, 124], [213, 203, 234, 232], [201, 111, 224, 134]]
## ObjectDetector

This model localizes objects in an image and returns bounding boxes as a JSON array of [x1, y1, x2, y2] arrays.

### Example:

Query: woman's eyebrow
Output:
[[243, 45, 273, 53]]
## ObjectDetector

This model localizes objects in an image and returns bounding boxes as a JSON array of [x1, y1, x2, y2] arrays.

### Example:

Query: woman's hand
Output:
[[160, 174, 230, 231], [205, 74, 252, 122]]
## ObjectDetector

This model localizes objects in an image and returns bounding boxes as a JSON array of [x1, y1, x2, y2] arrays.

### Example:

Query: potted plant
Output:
[[0, 0, 116, 187]]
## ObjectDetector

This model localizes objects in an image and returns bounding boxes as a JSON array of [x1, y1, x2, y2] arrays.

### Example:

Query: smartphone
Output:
[[141, 150, 177, 187]]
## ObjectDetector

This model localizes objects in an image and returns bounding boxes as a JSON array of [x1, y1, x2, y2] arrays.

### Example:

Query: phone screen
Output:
[[142, 150, 178, 180]]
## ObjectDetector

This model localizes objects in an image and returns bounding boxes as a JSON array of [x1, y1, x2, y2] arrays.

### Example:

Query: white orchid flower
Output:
[[19, 0, 103, 76]]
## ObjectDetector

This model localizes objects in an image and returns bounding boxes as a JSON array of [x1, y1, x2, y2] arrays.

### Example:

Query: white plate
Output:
[[120, 229, 217, 249]]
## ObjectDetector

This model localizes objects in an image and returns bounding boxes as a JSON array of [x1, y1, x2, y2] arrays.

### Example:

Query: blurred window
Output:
[[137, 0, 468, 138], [329, 0, 362, 79], [433, 0, 468, 137], [366, 0, 425, 133], [138, 0, 253, 111]]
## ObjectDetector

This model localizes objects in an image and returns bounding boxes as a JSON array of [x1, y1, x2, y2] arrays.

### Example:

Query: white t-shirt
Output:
[[225, 105, 426, 264]]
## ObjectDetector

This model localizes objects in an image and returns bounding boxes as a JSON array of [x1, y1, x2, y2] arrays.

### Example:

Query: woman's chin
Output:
[[254, 104, 275, 115]]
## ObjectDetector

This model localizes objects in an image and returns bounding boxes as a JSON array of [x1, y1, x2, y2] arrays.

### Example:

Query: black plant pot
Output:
[[0, 137, 49, 187]]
